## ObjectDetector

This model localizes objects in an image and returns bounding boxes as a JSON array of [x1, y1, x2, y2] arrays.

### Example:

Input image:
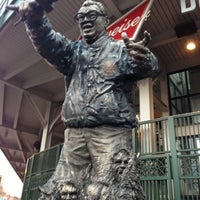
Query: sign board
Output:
[[107, 0, 154, 40], [180, 0, 200, 13]]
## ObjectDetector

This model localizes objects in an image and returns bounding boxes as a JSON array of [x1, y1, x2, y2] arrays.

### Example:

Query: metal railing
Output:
[[134, 111, 200, 200], [21, 144, 63, 200]]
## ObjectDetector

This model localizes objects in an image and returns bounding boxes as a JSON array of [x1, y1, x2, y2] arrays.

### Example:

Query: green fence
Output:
[[139, 154, 173, 200], [21, 112, 200, 200], [21, 144, 63, 200], [134, 112, 200, 200]]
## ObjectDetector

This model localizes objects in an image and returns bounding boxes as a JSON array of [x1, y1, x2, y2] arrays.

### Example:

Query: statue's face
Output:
[[113, 150, 130, 179], [59, 184, 78, 200], [75, 4, 108, 44]]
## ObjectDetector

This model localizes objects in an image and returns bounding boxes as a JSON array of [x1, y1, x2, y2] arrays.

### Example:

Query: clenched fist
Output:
[[6, 0, 44, 23]]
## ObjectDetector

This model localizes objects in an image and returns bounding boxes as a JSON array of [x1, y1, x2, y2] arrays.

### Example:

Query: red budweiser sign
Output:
[[107, 0, 154, 40]]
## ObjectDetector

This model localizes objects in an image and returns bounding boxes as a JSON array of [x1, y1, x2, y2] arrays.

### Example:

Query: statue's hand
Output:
[[122, 31, 152, 63], [6, 0, 44, 25]]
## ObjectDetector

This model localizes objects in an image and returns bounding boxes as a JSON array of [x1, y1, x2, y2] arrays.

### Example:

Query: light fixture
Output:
[[186, 41, 196, 51]]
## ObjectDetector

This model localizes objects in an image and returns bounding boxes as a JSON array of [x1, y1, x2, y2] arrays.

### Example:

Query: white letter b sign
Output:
[[180, 0, 200, 13]]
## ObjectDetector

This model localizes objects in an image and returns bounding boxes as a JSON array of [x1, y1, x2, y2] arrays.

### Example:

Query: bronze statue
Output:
[[7, 0, 158, 199]]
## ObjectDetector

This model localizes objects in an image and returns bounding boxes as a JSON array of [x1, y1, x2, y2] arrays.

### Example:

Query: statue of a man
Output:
[[8, 0, 158, 199]]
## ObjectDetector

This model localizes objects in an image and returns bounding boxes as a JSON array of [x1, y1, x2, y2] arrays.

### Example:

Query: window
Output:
[[168, 66, 200, 115]]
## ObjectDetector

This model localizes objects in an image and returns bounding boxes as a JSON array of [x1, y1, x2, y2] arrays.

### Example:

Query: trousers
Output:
[[57, 125, 133, 185]]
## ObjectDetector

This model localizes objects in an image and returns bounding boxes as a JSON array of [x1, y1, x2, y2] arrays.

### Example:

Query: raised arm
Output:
[[7, 0, 74, 75]]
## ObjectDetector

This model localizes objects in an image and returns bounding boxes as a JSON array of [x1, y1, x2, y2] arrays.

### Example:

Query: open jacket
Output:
[[25, 16, 158, 128]]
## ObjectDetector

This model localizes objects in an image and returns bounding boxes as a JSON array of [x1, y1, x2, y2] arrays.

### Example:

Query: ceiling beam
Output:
[[15, 131, 27, 163], [0, 76, 54, 101], [40, 101, 51, 151], [9, 160, 27, 166], [0, 137, 21, 179], [150, 19, 200, 49], [13, 90, 23, 129], [49, 112, 61, 133], [0, 78, 25, 92], [27, 87, 54, 101], [24, 92, 47, 127], [3, 53, 42, 80], [23, 70, 62, 89], [0, 145, 30, 155], [11, 90, 27, 163], [0, 123, 39, 136]]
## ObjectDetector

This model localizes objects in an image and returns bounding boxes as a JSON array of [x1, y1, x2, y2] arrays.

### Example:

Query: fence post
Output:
[[21, 156, 34, 200], [168, 116, 181, 200]]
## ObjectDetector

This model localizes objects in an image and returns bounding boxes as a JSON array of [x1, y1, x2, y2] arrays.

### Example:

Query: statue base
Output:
[[38, 150, 145, 200]]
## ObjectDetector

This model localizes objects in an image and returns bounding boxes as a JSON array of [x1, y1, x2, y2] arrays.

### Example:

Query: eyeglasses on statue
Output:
[[74, 11, 105, 23]]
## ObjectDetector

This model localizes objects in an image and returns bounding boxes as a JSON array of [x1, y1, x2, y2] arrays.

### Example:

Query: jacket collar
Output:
[[81, 34, 111, 48]]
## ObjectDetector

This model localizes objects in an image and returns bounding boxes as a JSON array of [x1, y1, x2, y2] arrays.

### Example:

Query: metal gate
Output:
[[134, 112, 200, 200]]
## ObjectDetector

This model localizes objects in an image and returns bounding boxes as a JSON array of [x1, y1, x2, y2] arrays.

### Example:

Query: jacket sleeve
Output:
[[24, 16, 75, 76]]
